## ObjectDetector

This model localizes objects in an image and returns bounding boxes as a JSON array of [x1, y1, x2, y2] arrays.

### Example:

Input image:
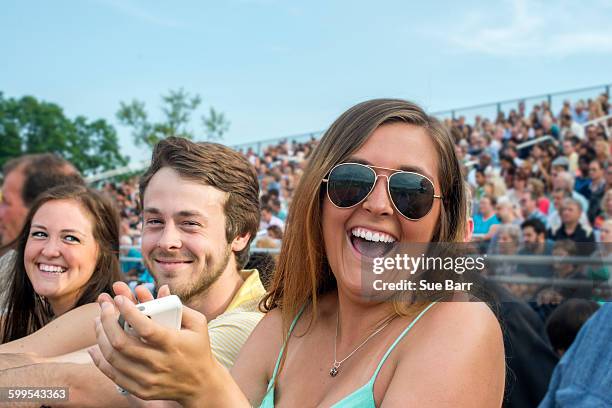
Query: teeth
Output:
[[351, 227, 396, 243], [39, 264, 67, 273]]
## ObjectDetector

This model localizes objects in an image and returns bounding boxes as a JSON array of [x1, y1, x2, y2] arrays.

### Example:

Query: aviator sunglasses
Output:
[[322, 162, 442, 220]]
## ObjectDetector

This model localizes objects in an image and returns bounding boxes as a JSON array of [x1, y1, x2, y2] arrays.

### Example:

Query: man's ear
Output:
[[231, 232, 252, 252]]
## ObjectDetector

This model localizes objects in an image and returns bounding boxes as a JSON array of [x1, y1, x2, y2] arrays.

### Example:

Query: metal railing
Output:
[[485, 254, 612, 266], [582, 113, 612, 139], [487, 275, 611, 289], [432, 83, 611, 120], [516, 135, 555, 150]]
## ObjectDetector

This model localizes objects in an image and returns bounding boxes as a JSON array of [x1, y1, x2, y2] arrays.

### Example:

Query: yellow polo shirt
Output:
[[208, 269, 266, 369]]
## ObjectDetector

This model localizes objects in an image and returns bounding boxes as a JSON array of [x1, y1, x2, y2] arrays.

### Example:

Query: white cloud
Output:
[[429, 0, 612, 57]]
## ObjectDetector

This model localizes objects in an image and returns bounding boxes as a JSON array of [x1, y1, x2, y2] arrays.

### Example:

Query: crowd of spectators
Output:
[[100, 93, 611, 303], [461, 94, 610, 240], [1, 92, 610, 407]]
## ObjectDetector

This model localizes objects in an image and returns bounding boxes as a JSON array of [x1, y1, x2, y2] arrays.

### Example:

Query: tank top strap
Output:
[[266, 304, 307, 391], [370, 301, 438, 382]]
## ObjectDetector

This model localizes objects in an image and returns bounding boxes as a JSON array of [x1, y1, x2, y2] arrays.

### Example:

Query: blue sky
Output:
[[2, 0, 612, 164]]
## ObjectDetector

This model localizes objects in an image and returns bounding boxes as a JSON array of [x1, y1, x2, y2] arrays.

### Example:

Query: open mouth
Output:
[[38, 263, 68, 274], [349, 227, 397, 258]]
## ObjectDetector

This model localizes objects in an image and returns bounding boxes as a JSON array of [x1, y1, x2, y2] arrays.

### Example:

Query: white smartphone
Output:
[[116, 295, 183, 395], [118, 295, 183, 336]]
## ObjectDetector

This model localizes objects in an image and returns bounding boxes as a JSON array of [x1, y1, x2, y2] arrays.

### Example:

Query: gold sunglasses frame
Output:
[[322, 162, 442, 220]]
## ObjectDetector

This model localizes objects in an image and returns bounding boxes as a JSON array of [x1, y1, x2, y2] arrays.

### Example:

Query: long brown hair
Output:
[[1, 184, 121, 343], [261, 99, 467, 332]]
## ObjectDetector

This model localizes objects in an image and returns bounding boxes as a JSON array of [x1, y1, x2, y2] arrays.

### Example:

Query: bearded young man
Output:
[[0, 137, 266, 406]]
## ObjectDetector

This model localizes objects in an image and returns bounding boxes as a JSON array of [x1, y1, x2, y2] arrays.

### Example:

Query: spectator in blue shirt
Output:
[[571, 100, 589, 124], [539, 303, 612, 407], [473, 196, 501, 236], [119, 235, 144, 279]]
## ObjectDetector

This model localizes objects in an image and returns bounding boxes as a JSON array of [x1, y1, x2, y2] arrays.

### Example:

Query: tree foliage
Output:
[[202, 107, 231, 141], [0, 92, 128, 175], [116, 88, 229, 148]]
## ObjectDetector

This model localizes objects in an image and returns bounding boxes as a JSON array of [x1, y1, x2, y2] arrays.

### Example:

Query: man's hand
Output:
[[88, 295, 224, 407], [100, 282, 171, 306]]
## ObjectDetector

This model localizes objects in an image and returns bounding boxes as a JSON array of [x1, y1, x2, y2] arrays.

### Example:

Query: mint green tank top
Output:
[[259, 302, 438, 407]]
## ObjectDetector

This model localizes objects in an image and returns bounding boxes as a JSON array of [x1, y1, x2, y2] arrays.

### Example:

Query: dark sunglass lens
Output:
[[328, 164, 375, 207], [389, 173, 435, 219]]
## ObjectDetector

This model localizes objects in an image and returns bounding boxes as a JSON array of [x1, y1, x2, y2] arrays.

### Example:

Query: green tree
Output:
[[72, 116, 128, 174], [202, 107, 230, 141], [161, 88, 202, 138], [0, 93, 23, 162], [117, 88, 229, 148], [115, 99, 154, 147], [0, 93, 128, 175]]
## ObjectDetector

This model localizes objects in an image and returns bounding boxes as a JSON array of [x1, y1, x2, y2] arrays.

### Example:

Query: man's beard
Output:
[[146, 245, 233, 304]]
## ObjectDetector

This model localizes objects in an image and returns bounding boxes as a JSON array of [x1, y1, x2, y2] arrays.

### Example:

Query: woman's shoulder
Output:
[[230, 306, 288, 400], [409, 301, 502, 347], [255, 307, 284, 335], [392, 300, 503, 374], [238, 307, 288, 366], [258, 292, 336, 332], [434, 300, 500, 330], [383, 301, 505, 406]]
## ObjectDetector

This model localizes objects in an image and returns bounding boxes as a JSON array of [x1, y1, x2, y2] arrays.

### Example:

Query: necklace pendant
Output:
[[330, 366, 339, 377]]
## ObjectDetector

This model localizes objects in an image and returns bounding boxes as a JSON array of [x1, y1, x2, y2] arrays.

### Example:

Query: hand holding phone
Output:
[[116, 295, 182, 395], [118, 295, 183, 336]]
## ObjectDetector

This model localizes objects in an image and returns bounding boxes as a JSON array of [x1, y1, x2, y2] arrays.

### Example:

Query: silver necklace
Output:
[[330, 312, 397, 377]]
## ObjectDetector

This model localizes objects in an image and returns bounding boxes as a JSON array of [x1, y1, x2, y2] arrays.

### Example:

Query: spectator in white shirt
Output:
[[259, 205, 284, 233]]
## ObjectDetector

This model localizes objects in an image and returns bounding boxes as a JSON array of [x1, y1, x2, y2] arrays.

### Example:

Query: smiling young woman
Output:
[[250, 99, 504, 407], [1, 184, 121, 343], [92, 99, 505, 408]]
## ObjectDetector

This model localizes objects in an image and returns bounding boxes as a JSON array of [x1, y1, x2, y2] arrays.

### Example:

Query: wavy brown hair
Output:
[[261, 99, 467, 331], [1, 184, 121, 343]]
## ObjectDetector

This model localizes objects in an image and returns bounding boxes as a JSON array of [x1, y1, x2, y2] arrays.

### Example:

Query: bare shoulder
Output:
[[236, 306, 285, 363], [230, 308, 285, 405], [250, 306, 284, 337], [422, 301, 501, 337], [412, 301, 503, 366], [381, 301, 505, 407]]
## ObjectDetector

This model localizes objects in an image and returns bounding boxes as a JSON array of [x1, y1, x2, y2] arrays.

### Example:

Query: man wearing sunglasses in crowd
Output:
[[0, 137, 266, 407]]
